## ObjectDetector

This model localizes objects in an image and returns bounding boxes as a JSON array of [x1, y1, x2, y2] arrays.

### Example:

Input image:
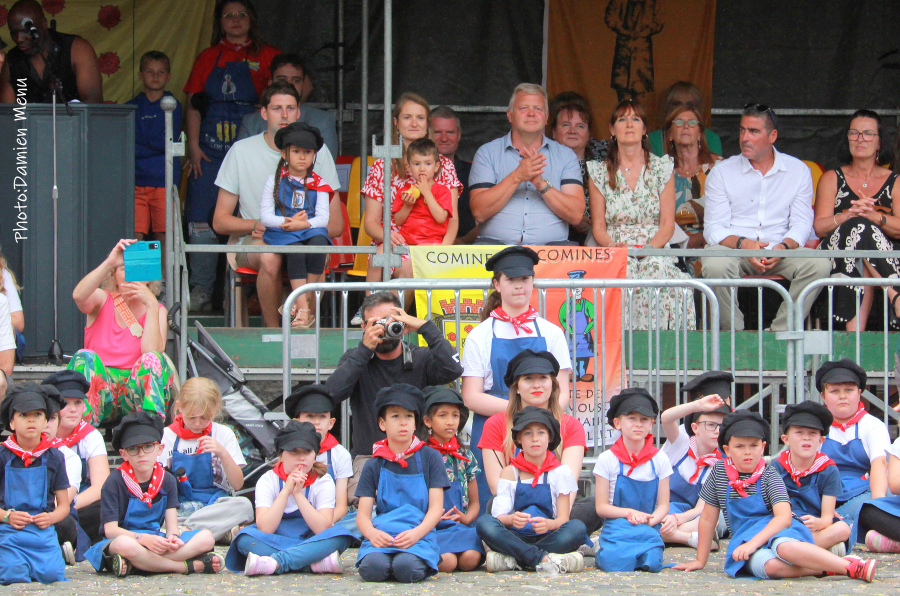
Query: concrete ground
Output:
[[7, 544, 900, 596]]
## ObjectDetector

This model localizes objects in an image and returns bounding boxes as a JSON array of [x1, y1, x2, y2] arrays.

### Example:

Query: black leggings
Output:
[[55, 514, 78, 546], [285, 235, 329, 280], [77, 500, 102, 544], [858, 504, 900, 542]]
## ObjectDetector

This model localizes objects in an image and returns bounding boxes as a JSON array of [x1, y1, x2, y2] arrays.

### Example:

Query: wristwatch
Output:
[[881, 214, 887, 226], [538, 180, 553, 195]]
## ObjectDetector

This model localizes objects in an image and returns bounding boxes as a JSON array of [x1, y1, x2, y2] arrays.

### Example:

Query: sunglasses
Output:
[[223, 11, 249, 19], [674, 119, 700, 127], [124, 443, 158, 456], [744, 103, 778, 130]]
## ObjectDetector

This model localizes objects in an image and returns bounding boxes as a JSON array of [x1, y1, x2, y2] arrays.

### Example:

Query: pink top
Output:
[[84, 292, 161, 369]]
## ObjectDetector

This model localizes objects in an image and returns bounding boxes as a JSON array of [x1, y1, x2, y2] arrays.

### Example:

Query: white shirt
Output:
[[492, 465, 578, 518], [461, 317, 572, 391], [58, 445, 82, 493], [593, 449, 673, 505], [887, 437, 900, 460], [259, 174, 331, 230], [215, 132, 340, 241], [318, 444, 353, 480], [660, 429, 711, 486], [703, 148, 814, 247], [255, 469, 336, 514], [72, 428, 107, 462], [0, 294, 13, 353], [827, 413, 891, 463], [1, 269, 21, 313], [159, 422, 247, 488]]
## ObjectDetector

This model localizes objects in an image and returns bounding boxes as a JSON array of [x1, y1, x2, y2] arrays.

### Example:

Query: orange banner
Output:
[[547, 0, 716, 132]]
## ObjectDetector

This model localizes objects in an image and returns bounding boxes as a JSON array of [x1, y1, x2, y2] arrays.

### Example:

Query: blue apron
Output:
[[435, 473, 483, 555], [669, 451, 711, 515], [85, 482, 201, 571], [172, 437, 228, 506], [722, 477, 814, 578], [510, 471, 554, 538], [262, 179, 332, 246], [573, 302, 593, 359], [472, 319, 547, 514], [320, 449, 361, 538], [0, 454, 67, 584], [356, 451, 441, 575], [596, 461, 664, 572], [771, 460, 825, 518], [850, 494, 900, 545], [186, 53, 257, 224], [225, 481, 354, 572], [68, 506, 90, 562], [821, 426, 871, 503]]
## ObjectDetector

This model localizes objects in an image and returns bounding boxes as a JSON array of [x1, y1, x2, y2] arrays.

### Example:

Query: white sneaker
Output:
[[485, 551, 518, 572], [310, 551, 343, 574], [829, 542, 847, 558], [62, 541, 76, 566], [244, 552, 278, 576], [350, 307, 364, 326], [546, 552, 585, 574], [577, 537, 599, 557]]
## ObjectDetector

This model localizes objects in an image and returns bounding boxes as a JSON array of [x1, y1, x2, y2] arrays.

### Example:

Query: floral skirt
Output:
[[67, 350, 175, 426]]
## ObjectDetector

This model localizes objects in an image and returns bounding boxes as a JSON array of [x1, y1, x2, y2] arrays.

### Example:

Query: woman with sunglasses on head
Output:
[[813, 110, 900, 331]]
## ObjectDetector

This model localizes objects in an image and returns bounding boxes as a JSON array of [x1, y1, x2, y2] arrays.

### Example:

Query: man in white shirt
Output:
[[701, 105, 830, 330]]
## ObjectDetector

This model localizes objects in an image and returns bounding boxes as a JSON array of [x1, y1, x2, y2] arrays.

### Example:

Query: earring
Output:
[[611, 135, 616, 143], [642, 133, 648, 140], [698, 140, 702, 150]]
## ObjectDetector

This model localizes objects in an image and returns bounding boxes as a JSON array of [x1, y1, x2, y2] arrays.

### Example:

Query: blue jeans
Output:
[[837, 491, 871, 523], [188, 222, 218, 295], [358, 551, 429, 583], [476, 516, 587, 569], [234, 534, 351, 574]]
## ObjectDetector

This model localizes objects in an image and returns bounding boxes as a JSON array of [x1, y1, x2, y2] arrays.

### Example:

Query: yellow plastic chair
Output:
[[347, 156, 377, 229]]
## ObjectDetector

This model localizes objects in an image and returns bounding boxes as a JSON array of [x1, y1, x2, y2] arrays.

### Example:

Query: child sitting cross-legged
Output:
[[225, 421, 353, 576], [475, 406, 586, 575], [85, 412, 221, 577], [675, 410, 876, 581]]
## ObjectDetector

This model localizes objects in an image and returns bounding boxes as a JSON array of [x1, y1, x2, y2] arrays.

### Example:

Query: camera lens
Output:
[[385, 320, 406, 338]]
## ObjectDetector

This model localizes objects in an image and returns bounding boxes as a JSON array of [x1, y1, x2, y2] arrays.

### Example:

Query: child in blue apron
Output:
[[85, 412, 221, 577], [674, 410, 876, 581], [41, 370, 110, 545], [772, 401, 849, 554], [659, 371, 732, 550], [355, 384, 449, 583], [593, 388, 670, 572], [0, 384, 71, 585], [285, 385, 354, 530], [856, 428, 900, 552], [817, 359, 890, 526], [421, 386, 483, 572], [226, 421, 353, 575], [461, 246, 573, 516], [476, 406, 585, 574], [260, 121, 333, 328], [159, 377, 253, 542]]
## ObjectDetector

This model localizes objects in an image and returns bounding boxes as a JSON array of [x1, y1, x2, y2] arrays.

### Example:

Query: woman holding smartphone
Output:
[[69, 239, 175, 425]]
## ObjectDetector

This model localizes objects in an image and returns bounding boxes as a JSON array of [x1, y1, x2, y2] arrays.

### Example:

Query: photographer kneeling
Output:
[[326, 292, 463, 507]]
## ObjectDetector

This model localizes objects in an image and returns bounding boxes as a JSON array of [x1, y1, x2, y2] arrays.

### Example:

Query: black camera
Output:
[[376, 318, 406, 338]]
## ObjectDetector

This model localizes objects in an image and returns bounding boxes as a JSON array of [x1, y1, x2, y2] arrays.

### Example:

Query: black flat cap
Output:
[[815, 359, 867, 392], [512, 406, 561, 452], [274, 420, 322, 453], [1, 383, 51, 430], [285, 384, 334, 419], [607, 388, 659, 427], [684, 402, 733, 437], [718, 410, 770, 449], [681, 371, 733, 401], [42, 385, 67, 417], [374, 383, 424, 422], [275, 121, 324, 152], [422, 386, 469, 430], [42, 370, 90, 401], [485, 246, 540, 278], [503, 349, 560, 389], [112, 411, 165, 451], [782, 400, 833, 433]]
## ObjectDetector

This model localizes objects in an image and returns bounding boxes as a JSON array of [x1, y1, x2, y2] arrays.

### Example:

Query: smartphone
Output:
[[124, 241, 162, 282]]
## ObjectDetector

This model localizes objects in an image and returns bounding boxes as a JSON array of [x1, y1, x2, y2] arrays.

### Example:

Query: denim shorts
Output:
[[747, 537, 799, 579]]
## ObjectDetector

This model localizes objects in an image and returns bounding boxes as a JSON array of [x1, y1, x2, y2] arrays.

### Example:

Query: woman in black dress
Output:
[[814, 110, 900, 330]]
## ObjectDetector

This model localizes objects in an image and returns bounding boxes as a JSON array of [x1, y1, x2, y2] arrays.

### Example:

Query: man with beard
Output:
[[326, 292, 463, 506]]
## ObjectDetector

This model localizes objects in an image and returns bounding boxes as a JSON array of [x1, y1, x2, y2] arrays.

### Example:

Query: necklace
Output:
[[855, 167, 873, 188]]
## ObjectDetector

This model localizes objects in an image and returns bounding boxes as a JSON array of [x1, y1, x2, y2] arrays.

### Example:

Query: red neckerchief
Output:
[[428, 436, 471, 462], [51, 420, 94, 449], [490, 306, 539, 336], [832, 402, 866, 432], [120, 462, 165, 507], [610, 434, 659, 476], [273, 462, 317, 487], [169, 414, 212, 442], [687, 435, 723, 483], [3, 433, 53, 467], [371, 436, 425, 468], [510, 451, 563, 487], [724, 457, 766, 497], [319, 433, 340, 453], [777, 450, 836, 487], [276, 170, 335, 194]]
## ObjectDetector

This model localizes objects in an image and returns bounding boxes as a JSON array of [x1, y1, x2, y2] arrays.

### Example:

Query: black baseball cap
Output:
[[511, 406, 561, 452], [42, 370, 90, 401], [503, 349, 560, 388], [815, 359, 867, 392], [422, 386, 469, 430], [607, 388, 659, 427], [112, 411, 164, 451], [782, 400, 833, 433], [274, 420, 321, 453], [718, 410, 770, 449], [485, 246, 540, 278], [285, 384, 334, 419]]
